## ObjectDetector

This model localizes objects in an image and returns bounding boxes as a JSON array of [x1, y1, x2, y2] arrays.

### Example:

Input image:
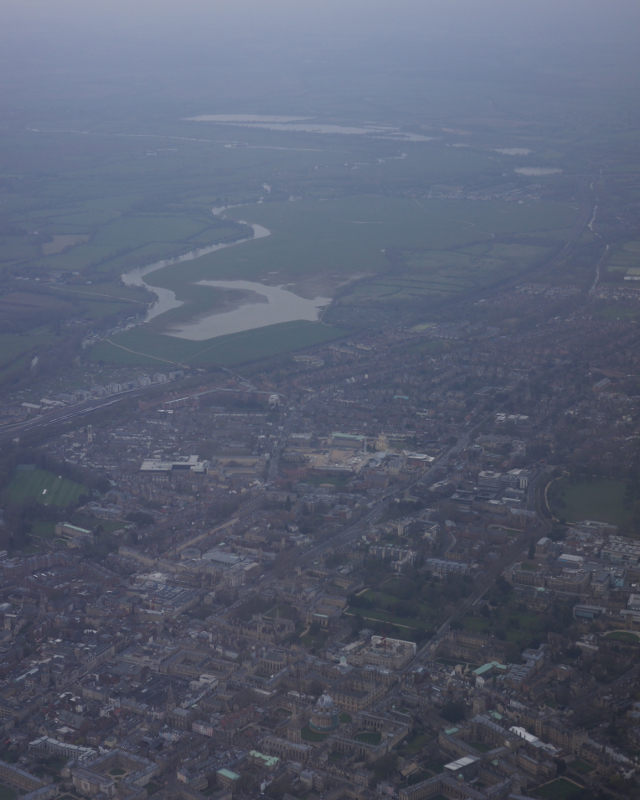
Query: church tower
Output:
[[287, 705, 301, 743]]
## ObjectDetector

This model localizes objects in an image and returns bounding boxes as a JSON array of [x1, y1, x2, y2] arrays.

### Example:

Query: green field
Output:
[[86, 192, 578, 365], [0, 786, 17, 800], [0, 331, 57, 378], [30, 520, 57, 538], [301, 725, 328, 742], [0, 91, 585, 374], [90, 319, 347, 366], [2, 0, 640, 372], [469, 742, 492, 753], [535, 778, 584, 800], [5, 467, 86, 507], [462, 616, 490, 634], [596, 305, 640, 321], [461, 595, 565, 646], [354, 731, 381, 744], [604, 630, 640, 642], [346, 574, 464, 636], [548, 478, 632, 526], [344, 607, 426, 630], [161, 196, 575, 314], [406, 732, 430, 755]]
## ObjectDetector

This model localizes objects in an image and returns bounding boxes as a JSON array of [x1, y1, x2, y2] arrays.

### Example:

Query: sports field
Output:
[[5, 467, 87, 507], [548, 478, 631, 526], [604, 630, 640, 642]]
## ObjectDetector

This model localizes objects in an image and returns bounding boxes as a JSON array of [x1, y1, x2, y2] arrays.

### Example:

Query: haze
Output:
[[2, 0, 640, 128]]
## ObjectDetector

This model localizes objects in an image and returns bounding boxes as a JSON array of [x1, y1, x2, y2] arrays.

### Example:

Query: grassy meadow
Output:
[[6, 467, 87, 507], [0, 111, 592, 372], [89, 319, 347, 367]]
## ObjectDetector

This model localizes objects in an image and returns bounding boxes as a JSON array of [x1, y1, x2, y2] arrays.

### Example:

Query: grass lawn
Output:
[[31, 520, 57, 539], [301, 725, 328, 742], [405, 732, 430, 754], [305, 474, 351, 490], [5, 467, 86, 507], [344, 607, 427, 630], [300, 631, 328, 650], [596, 305, 640, 321], [535, 778, 584, 800], [462, 616, 490, 633], [339, 713, 352, 724], [354, 731, 381, 745], [71, 515, 123, 534], [381, 577, 411, 593], [505, 629, 529, 645], [264, 603, 298, 621], [361, 589, 407, 606], [469, 742, 493, 753], [548, 477, 631, 526], [604, 630, 640, 642]]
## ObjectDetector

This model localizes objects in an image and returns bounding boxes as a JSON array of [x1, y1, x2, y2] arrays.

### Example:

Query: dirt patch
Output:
[[42, 234, 90, 255], [285, 271, 374, 300]]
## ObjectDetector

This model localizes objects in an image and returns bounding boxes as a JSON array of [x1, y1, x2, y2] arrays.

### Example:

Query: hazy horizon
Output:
[[2, 0, 640, 129]]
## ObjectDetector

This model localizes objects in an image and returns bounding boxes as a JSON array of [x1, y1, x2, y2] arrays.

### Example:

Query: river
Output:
[[121, 219, 270, 322], [121, 214, 330, 340], [167, 280, 330, 341]]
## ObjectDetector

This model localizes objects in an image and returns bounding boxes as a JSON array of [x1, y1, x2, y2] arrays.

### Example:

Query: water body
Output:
[[121, 210, 330, 341], [122, 220, 270, 322], [188, 115, 313, 123], [167, 280, 331, 341], [495, 148, 532, 155], [186, 116, 435, 142], [515, 167, 562, 176]]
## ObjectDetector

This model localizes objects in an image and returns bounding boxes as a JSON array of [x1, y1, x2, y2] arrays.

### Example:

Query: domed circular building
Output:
[[309, 692, 340, 732]]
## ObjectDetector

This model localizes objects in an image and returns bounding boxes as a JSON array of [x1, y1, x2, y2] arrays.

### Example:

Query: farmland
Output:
[[217, 195, 577, 276], [5, 467, 87, 507], [0, 102, 586, 370], [90, 192, 578, 364], [120, 194, 576, 337]]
